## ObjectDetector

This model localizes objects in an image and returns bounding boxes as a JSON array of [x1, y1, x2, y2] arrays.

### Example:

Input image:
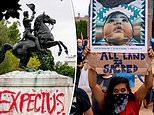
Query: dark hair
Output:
[[104, 11, 134, 36], [105, 11, 130, 24], [103, 77, 135, 115]]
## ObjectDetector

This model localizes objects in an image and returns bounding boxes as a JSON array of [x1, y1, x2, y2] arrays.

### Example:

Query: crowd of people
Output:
[[70, 38, 154, 115]]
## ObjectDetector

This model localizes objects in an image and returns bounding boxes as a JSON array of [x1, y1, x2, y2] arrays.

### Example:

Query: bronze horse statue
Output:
[[0, 13, 68, 72]]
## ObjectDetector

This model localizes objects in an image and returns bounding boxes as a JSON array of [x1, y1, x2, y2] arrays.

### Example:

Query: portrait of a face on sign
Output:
[[90, 0, 148, 53]]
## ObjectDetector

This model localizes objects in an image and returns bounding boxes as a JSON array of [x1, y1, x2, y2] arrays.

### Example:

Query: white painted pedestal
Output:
[[0, 70, 74, 115]]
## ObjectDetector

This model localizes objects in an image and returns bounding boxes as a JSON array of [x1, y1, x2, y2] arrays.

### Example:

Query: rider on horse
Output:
[[0, 3, 68, 72], [22, 10, 45, 52]]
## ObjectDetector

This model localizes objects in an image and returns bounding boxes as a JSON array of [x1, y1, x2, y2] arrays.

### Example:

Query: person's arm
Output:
[[136, 70, 153, 104], [88, 68, 105, 109], [84, 107, 94, 115], [30, 14, 35, 21], [84, 46, 105, 108], [77, 61, 83, 68], [136, 47, 153, 104], [24, 12, 35, 22]]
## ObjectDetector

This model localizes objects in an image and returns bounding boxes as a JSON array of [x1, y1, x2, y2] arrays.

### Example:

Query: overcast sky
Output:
[[9, 0, 90, 63], [72, 0, 90, 17]]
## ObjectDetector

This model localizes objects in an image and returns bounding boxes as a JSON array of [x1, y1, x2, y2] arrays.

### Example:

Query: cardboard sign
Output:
[[87, 52, 152, 74], [88, 0, 152, 75]]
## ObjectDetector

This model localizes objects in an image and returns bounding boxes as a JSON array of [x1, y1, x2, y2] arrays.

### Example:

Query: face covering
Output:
[[78, 43, 82, 47], [113, 94, 129, 114]]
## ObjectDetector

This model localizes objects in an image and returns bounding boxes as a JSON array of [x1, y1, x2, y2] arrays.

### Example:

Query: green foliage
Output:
[[0, 51, 19, 74], [27, 56, 41, 70], [0, 20, 9, 45], [55, 61, 75, 78], [0, 19, 20, 45], [38, 51, 75, 78], [0, 49, 75, 78], [38, 52, 75, 78], [8, 22, 20, 44], [38, 50, 55, 71], [76, 20, 88, 39], [0, 20, 21, 74]]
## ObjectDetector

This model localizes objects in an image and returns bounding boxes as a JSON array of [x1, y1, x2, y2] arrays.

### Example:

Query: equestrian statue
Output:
[[0, 4, 68, 72]]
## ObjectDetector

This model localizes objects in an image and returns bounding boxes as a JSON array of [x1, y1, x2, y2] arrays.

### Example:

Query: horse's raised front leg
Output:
[[59, 41, 68, 54], [45, 41, 62, 56]]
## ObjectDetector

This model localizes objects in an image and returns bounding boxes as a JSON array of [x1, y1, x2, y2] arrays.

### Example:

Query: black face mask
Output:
[[113, 94, 129, 114]]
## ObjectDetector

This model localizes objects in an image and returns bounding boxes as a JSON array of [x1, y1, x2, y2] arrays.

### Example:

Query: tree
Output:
[[0, 0, 21, 20], [27, 55, 41, 70], [54, 62, 75, 78], [0, 19, 20, 45], [0, 20, 20, 74], [0, 20, 9, 45], [38, 52, 75, 78], [0, 51, 19, 74], [8, 21, 20, 44], [38, 50, 55, 71], [76, 20, 88, 39]]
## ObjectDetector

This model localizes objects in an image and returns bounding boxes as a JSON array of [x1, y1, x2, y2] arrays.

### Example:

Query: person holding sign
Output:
[[85, 47, 154, 115], [91, 74, 112, 114]]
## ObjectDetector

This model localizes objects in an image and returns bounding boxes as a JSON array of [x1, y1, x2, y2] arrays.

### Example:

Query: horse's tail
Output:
[[0, 43, 12, 64]]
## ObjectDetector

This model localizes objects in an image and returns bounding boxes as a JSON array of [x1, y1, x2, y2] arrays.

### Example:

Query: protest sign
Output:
[[88, 0, 152, 75], [87, 52, 152, 74], [90, 0, 149, 53]]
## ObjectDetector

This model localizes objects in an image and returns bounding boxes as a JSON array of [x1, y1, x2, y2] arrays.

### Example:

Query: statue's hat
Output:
[[26, 4, 35, 12]]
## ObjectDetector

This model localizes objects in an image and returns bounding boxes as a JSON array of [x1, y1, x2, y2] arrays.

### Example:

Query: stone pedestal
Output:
[[0, 70, 73, 115]]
